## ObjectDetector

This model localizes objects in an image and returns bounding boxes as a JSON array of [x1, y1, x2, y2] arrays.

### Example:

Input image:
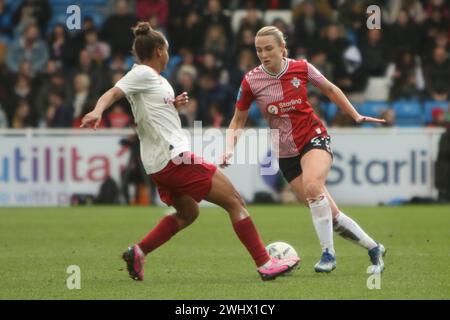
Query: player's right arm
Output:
[[81, 66, 157, 130], [219, 77, 253, 168], [80, 87, 125, 130]]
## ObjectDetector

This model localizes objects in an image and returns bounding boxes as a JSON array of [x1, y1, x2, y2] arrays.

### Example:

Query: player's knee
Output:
[[177, 207, 199, 226], [303, 180, 323, 198], [224, 190, 246, 213]]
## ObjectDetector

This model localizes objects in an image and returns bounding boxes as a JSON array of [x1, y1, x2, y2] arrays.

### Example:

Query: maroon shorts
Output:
[[150, 152, 217, 206]]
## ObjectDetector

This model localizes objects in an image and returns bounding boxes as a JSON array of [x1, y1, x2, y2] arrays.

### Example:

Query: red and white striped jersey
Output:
[[236, 58, 328, 158]]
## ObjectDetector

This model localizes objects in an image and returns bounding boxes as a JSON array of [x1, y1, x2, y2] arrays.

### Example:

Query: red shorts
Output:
[[150, 152, 217, 206]]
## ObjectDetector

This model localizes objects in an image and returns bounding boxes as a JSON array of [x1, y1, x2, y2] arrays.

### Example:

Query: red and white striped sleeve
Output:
[[307, 62, 326, 88], [235, 76, 254, 111]]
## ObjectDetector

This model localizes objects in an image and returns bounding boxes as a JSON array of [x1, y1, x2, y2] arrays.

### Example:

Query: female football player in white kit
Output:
[[80, 22, 299, 281], [220, 26, 386, 274]]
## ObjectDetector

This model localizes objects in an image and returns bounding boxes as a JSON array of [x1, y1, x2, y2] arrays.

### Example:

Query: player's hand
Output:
[[218, 152, 233, 168], [80, 110, 102, 130], [173, 92, 189, 109], [355, 114, 386, 124]]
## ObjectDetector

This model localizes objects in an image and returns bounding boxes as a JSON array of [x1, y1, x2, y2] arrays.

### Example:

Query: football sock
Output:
[[333, 211, 378, 250], [308, 194, 335, 256], [138, 214, 180, 255], [233, 216, 270, 267]]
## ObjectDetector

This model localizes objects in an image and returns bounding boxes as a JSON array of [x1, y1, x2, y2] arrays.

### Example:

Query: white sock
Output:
[[309, 194, 335, 256], [261, 259, 272, 268], [333, 211, 377, 250]]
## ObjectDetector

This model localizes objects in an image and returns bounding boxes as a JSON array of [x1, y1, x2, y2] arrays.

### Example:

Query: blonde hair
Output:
[[256, 26, 288, 57]]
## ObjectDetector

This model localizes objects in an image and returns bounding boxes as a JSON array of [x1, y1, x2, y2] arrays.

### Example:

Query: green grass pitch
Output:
[[0, 205, 449, 299]]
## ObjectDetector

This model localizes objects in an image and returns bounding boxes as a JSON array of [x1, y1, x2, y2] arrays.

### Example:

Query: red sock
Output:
[[138, 215, 179, 255], [232, 216, 270, 267]]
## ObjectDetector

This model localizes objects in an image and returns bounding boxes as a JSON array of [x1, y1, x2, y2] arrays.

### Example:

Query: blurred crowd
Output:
[[0, 0, 449, 130]]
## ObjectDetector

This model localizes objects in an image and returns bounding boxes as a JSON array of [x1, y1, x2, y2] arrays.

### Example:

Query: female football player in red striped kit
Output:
[[221, 26, 386, 274], [81, 22, 298, 281]]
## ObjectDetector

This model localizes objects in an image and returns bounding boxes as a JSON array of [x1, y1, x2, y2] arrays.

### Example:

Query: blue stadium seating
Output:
[[360, 101, 390, 118], [323, 102, 338, 123], [393, 100, 423, 127], [424, 100, 449, 124]]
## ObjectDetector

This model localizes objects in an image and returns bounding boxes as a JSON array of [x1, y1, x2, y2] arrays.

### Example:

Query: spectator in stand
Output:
[[336, 0, 365, 38], [109, 53, 131, 73], [0, 102, 7, 128], [236, 8, 264, 37], [136, 0, 168, 28], [4, 73, 35, 125], [167, 0, 201, 38], [388, 9, 420, 58], [101, 0, 138, 57], [387, 0, 425, 24], [386, 50, 425, 101], [45, 89, 72, 128], [229, 49, 257, 91], [317, 24, 349, 72], [208, 102, 225, 128], [423, 0, 450, 20], [203, 24, 228, 61], [293, 0, 327, 57], [170, 10, 204, 55], [179, 97, 199, 128], [429, 107, 450, 128], [0, 0, 13, 40], [174, 64, 199, 101], [197, 71, 233, 125], [11, 99, 33, 128], [11, 0, 51, 37], [70, 49, 111, 99], [359, 28, 390, 77], [105, 103, 132, 128], [202, 0, 232, 43], [6, 22, 48, 74], [35, 68, 69, 122], [424, 46, 450, 101], [421, 8, 449, 60], [433, 30, 450, 54], [47, 23, 69, 69], [85, 28, 110, 62], [234, 26, 257, 60], [334, 45, 367, 103], [65, 16, 95, 68], [70, 73, 92, 121], [199, 51, 227, 85]]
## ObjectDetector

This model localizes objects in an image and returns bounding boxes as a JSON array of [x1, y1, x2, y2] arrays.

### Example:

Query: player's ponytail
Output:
[[132, 21, 166, 62], [256, 26, 288, 57]]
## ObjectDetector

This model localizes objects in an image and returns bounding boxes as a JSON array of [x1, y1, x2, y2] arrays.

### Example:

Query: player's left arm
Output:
[[317, 78, 385, 124]]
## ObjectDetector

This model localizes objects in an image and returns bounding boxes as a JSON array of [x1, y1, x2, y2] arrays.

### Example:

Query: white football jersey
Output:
[[115, 64, 190, 174]]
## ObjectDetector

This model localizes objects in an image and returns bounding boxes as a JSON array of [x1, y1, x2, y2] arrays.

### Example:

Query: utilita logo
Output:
[[0, 146, 113, 183]]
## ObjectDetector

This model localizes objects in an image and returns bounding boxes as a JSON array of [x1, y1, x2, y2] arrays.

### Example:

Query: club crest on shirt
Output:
[[267, 105, 279, 115], [291, 77, 301, 88]]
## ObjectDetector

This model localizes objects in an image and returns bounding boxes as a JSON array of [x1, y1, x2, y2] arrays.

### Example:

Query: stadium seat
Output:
[[321, 102, 338, 123], [393, 100, 423, 127], [424, 100, 449, 124], [364, 77, 390, 101], [264, 10, 292, 25], [360, 101, 390, 118]]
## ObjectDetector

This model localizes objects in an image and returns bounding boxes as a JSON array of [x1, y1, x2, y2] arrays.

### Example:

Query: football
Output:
[[266, 241, 299, 261]]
